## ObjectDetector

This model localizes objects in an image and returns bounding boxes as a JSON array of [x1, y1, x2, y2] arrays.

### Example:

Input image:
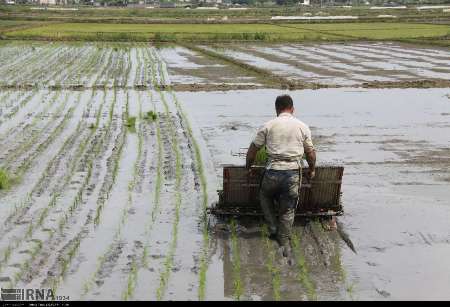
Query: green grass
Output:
[[0, 168, 12, 190], [5, 22, 449, 43]]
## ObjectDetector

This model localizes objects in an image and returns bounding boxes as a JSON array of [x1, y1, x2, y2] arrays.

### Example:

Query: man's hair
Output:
[[275, 94, 294, 112]]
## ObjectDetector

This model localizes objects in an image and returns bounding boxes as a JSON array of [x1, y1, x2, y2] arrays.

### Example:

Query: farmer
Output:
[[245, 94, 316, 258]]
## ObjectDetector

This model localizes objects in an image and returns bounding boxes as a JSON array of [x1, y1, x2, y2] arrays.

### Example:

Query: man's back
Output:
[[253, 113, 314, 170]]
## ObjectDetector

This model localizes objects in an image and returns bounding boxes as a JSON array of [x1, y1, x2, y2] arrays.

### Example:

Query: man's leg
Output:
[[277, 170, 300, 257], [259, 170, 279, 236]]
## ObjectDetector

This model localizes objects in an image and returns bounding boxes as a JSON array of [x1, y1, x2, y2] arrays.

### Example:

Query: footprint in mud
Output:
[[371, 246, 387, 253], [0, 276, 11, 282], [376, 288, 391, 298], [366, 261, 378, 267], [151, 254, 164, 259]]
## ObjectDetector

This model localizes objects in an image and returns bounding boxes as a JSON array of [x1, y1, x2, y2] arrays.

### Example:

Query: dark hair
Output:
[[275, 94, 293, 112]]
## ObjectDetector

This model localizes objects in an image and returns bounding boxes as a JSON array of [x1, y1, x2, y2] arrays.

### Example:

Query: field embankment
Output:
[[1, 22, 449, 46]]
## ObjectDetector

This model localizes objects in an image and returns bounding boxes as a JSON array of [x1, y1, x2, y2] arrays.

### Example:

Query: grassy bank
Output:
[[3, 22, 449, 44]]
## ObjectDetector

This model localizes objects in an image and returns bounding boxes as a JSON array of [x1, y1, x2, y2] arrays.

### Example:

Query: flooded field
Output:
[[0, 41, 449, 300]]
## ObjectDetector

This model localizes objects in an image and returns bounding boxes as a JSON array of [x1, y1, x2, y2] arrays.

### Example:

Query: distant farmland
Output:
[[3, 22, 450, 44]]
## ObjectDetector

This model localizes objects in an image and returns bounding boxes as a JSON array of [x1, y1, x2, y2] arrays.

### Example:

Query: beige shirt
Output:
[[252, 112, 314, 170]]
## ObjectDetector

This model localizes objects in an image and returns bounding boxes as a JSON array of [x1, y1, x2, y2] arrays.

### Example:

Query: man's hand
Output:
[[306, 168, 315, 181], [246, 143, 258, 169]]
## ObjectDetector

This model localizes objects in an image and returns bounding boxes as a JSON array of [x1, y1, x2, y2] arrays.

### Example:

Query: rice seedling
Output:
[[291, 231, 317, 301], [0, 168, 11, 190], [144, 110, 158, 122], [254, 146, 268, 166], [126, 116, 137, 132], [230, 219, 243, 300], [94, 90, 126, 226], [261, 224, 281, 301]]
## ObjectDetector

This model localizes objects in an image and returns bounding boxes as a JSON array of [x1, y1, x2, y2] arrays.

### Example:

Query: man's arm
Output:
[[303, 126, 316, 180], [246, 143, 259, 169], [305, 149, 316, 180]]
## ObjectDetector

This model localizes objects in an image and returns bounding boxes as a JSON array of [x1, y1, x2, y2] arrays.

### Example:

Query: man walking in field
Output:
[[246, 95, 316, 258]]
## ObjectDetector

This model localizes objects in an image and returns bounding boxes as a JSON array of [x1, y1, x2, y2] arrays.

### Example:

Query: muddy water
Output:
[[177, 88, 450, 300]]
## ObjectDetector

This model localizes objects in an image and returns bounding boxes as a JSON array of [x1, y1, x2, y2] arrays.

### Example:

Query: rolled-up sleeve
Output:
[[303, 126, 314, 152], [252, 125, 267, 149]]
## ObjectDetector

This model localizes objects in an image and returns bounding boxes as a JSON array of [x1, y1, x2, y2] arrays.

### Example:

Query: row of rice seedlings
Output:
[[26, 46, 77, 86], [154, 81, 183, 301], [7, 238, 43, 289], [230, 219, 243, 300], [108, 46, 127, 88], [82, 92, 140, 299], [119, 94, 145, 300], [0, 116, 81, 242], [149, 49, 212, 299], [171, 93, 211, 300], [0, 45, 41, 78], [145, 46, 158, 88], [1, 90, 68, 172], [123, 91, 167, 300], [123, 47, 133, 88], [93, 48, 114, 87], [133, 47, 144, 86], [0, 89, 55, 146], [16, 46, 74, 88], [153, 49, 211, 299], [93, 88, 127, 226], [60, 45, 99, 86], [0, 94, 89, 273], [78, 45, 105, 87], [38, 91, 118, 292], [6, 45, 61, 85], [261, 224, 282, 301], [141, 91, 163, 270], [291, 231, 317, 301], [14, 93, 77, 180], [24, 118, 81, 239], [44, 46, 92, 87], [1, 89, 38, 123], [79, 96, 136, 297], [112, 47, 126, 88], [89, 48, 112, 87]]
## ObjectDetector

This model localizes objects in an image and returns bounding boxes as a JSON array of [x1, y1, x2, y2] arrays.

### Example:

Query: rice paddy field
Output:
[[0, 38, 449, 301]]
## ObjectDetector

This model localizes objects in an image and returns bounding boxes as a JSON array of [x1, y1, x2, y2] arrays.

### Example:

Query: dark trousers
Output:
[[259, 169, 301, 246]]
